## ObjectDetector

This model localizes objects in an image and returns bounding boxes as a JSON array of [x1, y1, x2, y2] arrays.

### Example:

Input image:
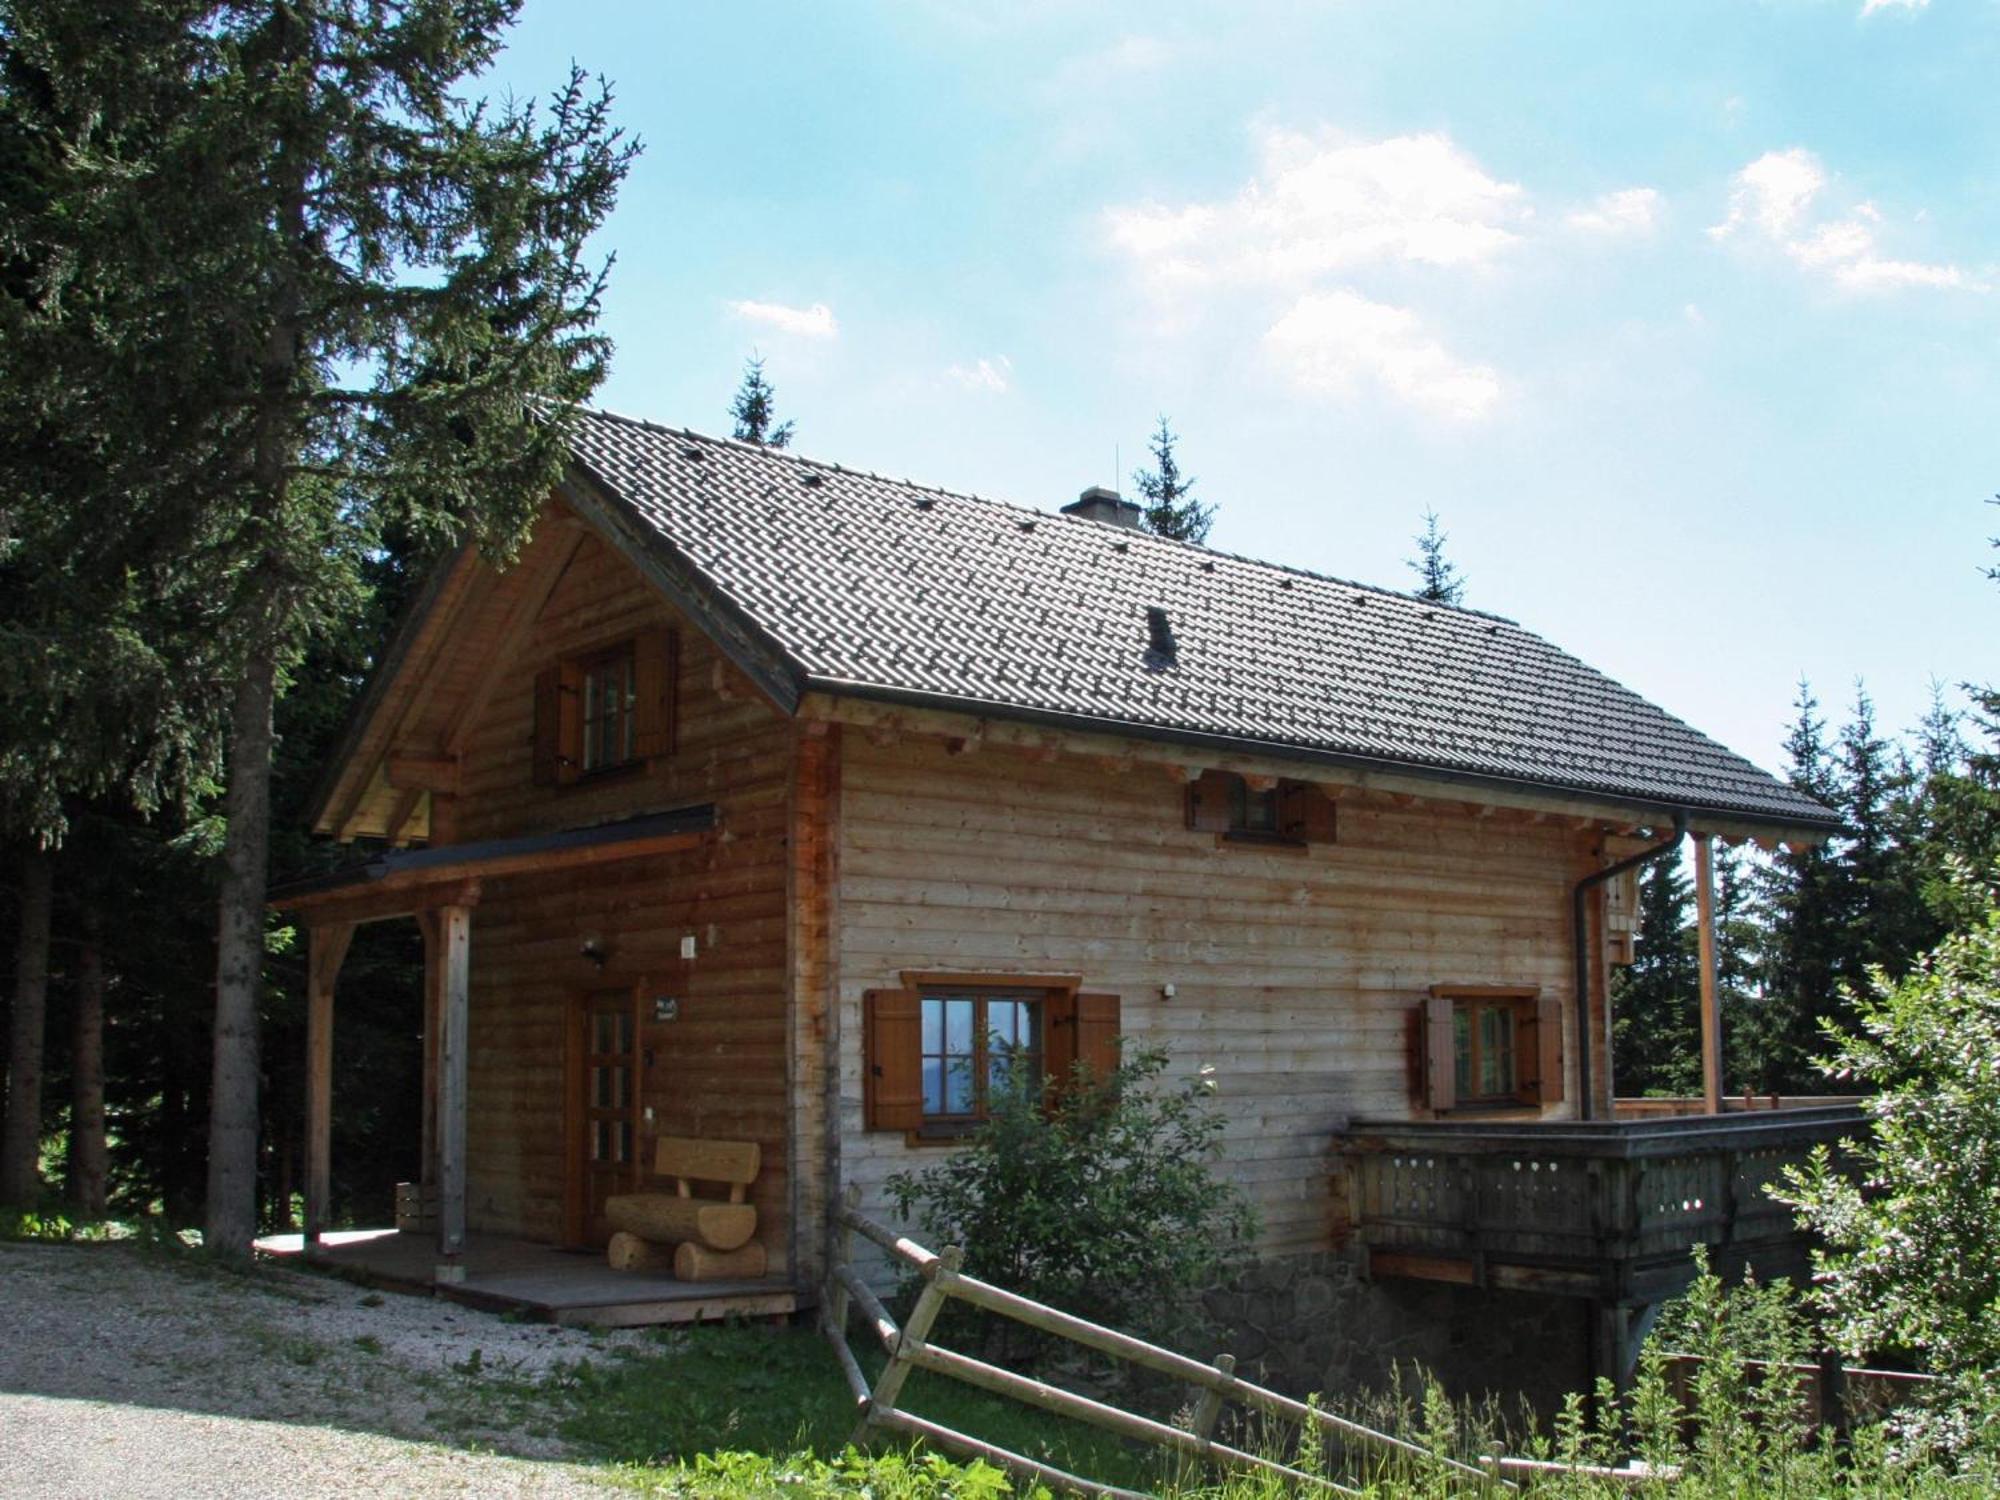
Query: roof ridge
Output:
[[575, 405, 1520, 627]]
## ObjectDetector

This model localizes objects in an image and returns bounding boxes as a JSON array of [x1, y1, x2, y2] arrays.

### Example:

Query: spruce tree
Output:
[[1406, 509, 1467, 606], [730, 355, 794, 447], [1132, 416, 1215, 544], [1612, 857, 1701, 1096], [0, 0, 634, 1253], [1755, 682, 1848, 1092]]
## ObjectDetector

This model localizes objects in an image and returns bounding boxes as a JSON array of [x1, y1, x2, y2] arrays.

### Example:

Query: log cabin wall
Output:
[[443, 529, 798, 1267], [833, 730, 1600, 1262]]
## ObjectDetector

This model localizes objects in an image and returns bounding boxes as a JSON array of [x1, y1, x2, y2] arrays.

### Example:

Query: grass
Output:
[[529, 1321, 1159, 1489]]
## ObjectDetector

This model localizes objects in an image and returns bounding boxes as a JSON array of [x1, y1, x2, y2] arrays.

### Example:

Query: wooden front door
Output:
[[566, 985, 642, 1247]]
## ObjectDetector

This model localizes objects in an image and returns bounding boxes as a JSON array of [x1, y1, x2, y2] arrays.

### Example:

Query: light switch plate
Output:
[[679, 934, 697, 960]]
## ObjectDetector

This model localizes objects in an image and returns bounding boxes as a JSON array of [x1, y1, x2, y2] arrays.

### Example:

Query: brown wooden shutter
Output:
[[1534, 996, 1564, 1105], [1043, 989, 1077, 1091], [1278, 781, 1339, 843], [532, 666, 562, 786], [1420, 997, 1456, 1113], [1187, 770, 1235, 832], [633, 628, 679, 760], [1073, 993, 1122, 1082], [863, 989, 922, 1131]]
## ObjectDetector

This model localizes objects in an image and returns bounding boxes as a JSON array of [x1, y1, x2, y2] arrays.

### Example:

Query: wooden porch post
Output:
[[1695, 835, 1724, 1115], [304, 921, 355, 1249], [433, 904, 472, 1279]]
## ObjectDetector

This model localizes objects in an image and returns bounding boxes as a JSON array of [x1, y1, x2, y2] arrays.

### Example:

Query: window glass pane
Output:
[[922, 1057, 943, 1115], [1452, 1005, 1472, 1098], [922, 999, 942, 1055], [943, 999, 974, 1057], [944, 1056, 975, 1114], [1480, 1007, 1514, 1097]]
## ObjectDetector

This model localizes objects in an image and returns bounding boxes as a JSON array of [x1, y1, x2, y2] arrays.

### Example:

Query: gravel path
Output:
[[0, 1240, 646, 1499]]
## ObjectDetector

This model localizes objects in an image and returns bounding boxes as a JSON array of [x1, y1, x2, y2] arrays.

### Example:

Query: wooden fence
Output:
[[819, 1187, 1506, 1498]]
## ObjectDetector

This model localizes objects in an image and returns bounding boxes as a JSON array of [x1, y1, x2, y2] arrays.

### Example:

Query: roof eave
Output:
[[803, 676, 1844, 843]]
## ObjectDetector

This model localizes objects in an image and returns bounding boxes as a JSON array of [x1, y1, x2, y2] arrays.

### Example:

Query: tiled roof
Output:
[[564, 408, 1837, 830]]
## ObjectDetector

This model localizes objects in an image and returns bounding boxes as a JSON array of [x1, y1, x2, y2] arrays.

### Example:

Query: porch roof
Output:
[[269, 803, 717, 919]]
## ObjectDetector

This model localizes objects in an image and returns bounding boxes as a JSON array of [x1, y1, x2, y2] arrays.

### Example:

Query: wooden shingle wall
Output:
[[832, 733, 1596, 1261]]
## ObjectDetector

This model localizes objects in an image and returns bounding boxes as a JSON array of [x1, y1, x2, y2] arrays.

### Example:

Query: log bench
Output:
[[604, 1136, 767, 1281]]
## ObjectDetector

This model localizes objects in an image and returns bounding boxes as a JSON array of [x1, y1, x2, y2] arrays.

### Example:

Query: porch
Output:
[[257, 1227, 801, 1328], [1338, 1099, 1862, 1304]]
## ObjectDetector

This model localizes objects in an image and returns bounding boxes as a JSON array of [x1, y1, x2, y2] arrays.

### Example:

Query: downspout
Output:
[[1572, 812, 1687, 1120]]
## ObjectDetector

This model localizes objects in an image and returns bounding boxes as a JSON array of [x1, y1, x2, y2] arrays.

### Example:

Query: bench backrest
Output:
[[655, 1135, 760, 1188]]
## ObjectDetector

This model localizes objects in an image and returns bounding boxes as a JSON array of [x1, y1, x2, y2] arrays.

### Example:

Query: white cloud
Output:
[[947, 356, 1013, 394], [1105, 128, 1527, 290], [1264, 290, 1501, 421], [1710, 148, 1972, 292], [1860, 0, 1927, 16], [727, 299, 839, 338], [1566, 187, 1662, 235]]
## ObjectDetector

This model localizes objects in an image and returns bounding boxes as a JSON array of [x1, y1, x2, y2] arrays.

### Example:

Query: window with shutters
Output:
[[1185, 770, 1337, 846], [1417, 985, 1563, 1113], [864, 975, 1120, 1138], [533, 628, 678, 786]]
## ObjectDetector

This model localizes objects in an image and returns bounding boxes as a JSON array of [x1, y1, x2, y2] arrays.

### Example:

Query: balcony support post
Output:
[[1695, 835, 1723, 1116]]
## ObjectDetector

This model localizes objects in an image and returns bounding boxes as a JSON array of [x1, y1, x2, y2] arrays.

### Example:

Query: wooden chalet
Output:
[[274, 409, 1856, 1376]]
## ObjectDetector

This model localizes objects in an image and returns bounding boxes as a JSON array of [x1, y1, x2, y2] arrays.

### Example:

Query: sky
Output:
[[484, 0, 1998, 781]]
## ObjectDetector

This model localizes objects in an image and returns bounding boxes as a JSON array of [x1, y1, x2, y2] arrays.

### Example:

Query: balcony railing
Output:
[[1336, 1101, 1864, 1306]]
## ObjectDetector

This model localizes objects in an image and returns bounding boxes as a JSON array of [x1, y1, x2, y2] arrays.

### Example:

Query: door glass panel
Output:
[[594, 1012, 616, 1054]]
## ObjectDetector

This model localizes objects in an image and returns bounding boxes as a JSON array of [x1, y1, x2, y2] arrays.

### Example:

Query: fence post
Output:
[[860, 1243, 963, 1439], [1189, 1352, 1237, 1456], [824, 1184, 860, 1338]]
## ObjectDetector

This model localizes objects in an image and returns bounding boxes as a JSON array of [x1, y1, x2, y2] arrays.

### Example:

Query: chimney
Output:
[[1061, 485, 1142, 529]]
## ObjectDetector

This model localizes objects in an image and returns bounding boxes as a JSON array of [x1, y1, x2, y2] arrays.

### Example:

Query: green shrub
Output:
[[885, 1043, 1256, 1358]]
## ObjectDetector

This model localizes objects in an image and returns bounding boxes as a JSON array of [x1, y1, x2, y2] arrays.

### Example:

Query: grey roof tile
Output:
[[564, 408, 1837, 830]]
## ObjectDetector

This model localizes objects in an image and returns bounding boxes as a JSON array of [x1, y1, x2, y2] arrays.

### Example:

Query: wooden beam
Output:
[[433, 904, 471, 1275], [1695, 835, 1723, 1116], [278, 876, 484, 932], [304, 922, 355, 1248], [382, 787, 425, 848], [385, 753, 460, 795]]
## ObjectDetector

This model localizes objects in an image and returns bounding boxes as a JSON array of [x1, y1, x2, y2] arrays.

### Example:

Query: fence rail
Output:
[[820, 1186, 1507, 1498]]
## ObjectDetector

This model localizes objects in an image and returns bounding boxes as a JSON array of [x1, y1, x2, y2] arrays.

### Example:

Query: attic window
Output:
[[801, 472, 824, 488], [1146, 606, 1177, 659], [1185, 770, 1337, 847], [533, 629, 679, 787]]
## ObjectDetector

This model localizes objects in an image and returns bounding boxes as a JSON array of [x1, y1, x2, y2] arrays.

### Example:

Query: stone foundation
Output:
[[1202, 1250, 1592, 1420]]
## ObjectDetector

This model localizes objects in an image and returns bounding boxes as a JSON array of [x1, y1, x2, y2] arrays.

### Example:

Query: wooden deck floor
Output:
[[256, 1229, 801, 1328]]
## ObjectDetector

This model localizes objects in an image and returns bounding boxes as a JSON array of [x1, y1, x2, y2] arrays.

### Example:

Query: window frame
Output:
[[862, 973, 1120, 1140], [914, 985, 1047, 1137], [1421, 984, 1559, 1114], [576, 639, 639, 776], [1186, 769, 1337, 848], [533, 627, 678, 788]]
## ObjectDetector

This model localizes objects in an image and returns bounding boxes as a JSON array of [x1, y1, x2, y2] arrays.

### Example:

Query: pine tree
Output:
[[1132, 416, 1214, 544], [730, 355, 794, 447], [0, 1, 634, 1253], [1406, 509, 1467, 606]]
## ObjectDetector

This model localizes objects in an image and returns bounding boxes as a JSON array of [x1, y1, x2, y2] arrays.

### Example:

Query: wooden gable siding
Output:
[[831, 733, 1597, 1261], [440, 529, 799, 1266]]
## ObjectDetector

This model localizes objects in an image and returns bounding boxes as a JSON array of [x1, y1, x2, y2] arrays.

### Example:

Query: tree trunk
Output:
[[69, 907, 108, 1219], [204, 651, 277, 1256], [1, 849, 53, 1207]]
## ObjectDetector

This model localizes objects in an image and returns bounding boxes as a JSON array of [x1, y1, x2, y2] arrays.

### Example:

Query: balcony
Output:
[[1336, 1099, 1864, 1308]]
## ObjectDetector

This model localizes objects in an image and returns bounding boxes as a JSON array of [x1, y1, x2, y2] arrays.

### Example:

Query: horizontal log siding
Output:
[[835, 734, 1589, 1262], [449, 533, 794, 1264]]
